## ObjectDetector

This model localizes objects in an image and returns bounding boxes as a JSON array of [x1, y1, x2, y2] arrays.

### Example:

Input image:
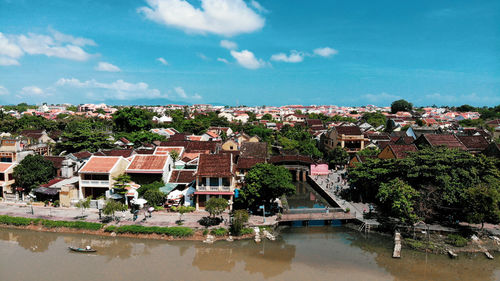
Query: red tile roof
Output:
[[237, 157, 265, 170], [169, 170, 196, 183], [335, 125, 362, 135], [44, 156, 65, 169], [127, 155, 169, 172], [0, 163, 15, 173], [420, 134, 466, 150], [101, 149, 135, 157], [457, 136, 489, 151], [71, 151, 92, 159], [80, 156, 121, 173], [154, 146, 184, 156], [197, 154, 233, 177], [388, 144, 418, 159]]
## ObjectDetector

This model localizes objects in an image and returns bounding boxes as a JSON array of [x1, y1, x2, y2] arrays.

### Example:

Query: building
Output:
[[378, 144, 418, 159], [0, 162, 17, 197], [125, 154, 173, 184], [414, 134, 466, 150], [194, 154, 235, 210], [322, 126, 369, 153], [457, 136, 490, 154], [78, 156, 130, 198]]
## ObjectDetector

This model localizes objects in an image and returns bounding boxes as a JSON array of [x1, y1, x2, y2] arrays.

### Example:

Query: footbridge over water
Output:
[[279, 208, 355, 222]]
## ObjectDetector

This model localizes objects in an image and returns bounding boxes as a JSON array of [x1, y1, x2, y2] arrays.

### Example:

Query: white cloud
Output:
[[0, 30, 96, 66], [56, 78, 164, 100], [361, 92, 401, 104], [95, 62, 121, 72], [270, 50, 304, 63], [0, 56, 20, 66], [220, 40, 237, 50], [422, 92, 500, 106], [217, 57, 229, 64], [313, 47, 338, 57], [230, 49, 267, 69], [250, 0, 268, 13], [197, 52, 209, 61], [174, 86, 202, 100], [138, 0, 265, 36], [20, 86, 45, 96], [157, 57, 169, 65], [0, 85, 9, 95]]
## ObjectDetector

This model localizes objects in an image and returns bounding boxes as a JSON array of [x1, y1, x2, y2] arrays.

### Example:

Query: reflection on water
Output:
[[287, 181, 331, 209], [1, 227, 500, 281]]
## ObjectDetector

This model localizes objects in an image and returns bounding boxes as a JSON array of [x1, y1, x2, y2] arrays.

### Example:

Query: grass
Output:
[[0, 215, 102, 230], [210, 227, 228, 237], [104, 225, 193, 237], [240, 228, 254, 235], [446, 234, 468, 247]]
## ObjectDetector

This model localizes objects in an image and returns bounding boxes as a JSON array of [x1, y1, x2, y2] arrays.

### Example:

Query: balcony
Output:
[[197, 185, 232, 192], [81, 180, 110, 187]]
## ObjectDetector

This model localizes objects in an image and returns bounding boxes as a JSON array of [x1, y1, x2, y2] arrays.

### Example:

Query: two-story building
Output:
[[322, 125, 369, 154], [125, 154, 173, 184], [194, 153, 235, 210], [78, 156, 130, 199], [0, 162, 17, 197]]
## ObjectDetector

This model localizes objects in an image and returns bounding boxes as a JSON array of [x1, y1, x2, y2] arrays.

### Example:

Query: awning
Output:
[[33, 187, 60, 196], [109, 193, 124, 199], [194, 191, 233, 195], [159, 183, 179, 194]]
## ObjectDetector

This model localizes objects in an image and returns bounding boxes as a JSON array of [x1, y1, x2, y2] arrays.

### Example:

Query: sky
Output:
[[0, 0, 498, 106]]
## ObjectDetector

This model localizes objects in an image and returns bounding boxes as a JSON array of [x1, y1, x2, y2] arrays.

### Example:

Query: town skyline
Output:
[[1, 0, 498, 107]]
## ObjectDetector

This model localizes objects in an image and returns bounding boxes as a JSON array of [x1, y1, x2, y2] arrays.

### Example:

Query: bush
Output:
[[143, 189, 166, 206], [198, 216, 222, 227], [231, 209, 249, 236], [0, 215, 35, 226], [446, 234, 468, 247], [153, 206, 165, 211], [41, 220, 103, 230], [203, 229, 209, 236], [240, 228, 254, 235], [345, 208, 350, 213], [171, 206, 195, 213], [210, 227, 228, 237], [205, 198, 228, 218], [53, 200, 60, 207], [104, 225, 193, 237]]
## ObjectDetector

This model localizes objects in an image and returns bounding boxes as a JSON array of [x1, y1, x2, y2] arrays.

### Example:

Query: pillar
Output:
[[361, 140, 365, 149], [196, 194, 199, 210], [302, 170, 307, 181], [295, 170, 300, 182]]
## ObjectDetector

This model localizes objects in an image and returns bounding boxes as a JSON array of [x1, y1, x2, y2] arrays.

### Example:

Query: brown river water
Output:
[[1, 226, 500, 281]]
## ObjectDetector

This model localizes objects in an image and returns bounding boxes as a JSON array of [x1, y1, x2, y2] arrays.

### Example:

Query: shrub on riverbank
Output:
[[104, 225, 193, 237], [446, 234, 468, 247], [41, 220, 103, 230], [0, 215, 37, 226], [210, 227, 228, 236]]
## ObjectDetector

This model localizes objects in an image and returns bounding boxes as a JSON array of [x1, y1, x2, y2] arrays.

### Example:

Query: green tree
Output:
[[143, 189, 166, 206], [262, 113, 273, 120], [13, 154, 56, 192], [464, 184, 500, 229], [169, 150, 179, 163], [231, 209, 249, 236], [361, 112, 387, 128], [205, 198, 229, 218], [75, 197, 91, 216], [377, 178, 419, 224], [357, 147, 380, 156], [326, 147, 349, 167], [137, 181, 164, 197], [391, 99, 413, 113], [56, 119, 111, 153], [113, 107, 153, 132], [102, 200, 128, 219], [240, 163, 295, 210]]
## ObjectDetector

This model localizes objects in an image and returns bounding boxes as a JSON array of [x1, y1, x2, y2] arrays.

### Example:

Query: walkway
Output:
[[308, 170, 378, 226]]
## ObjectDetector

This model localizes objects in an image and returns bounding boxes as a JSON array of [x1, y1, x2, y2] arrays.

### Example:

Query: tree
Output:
[[102, 200, 128, 219], [377, 178, 419, 224], [113, 107, 153, 132], [137, 181, 164, 197], [456, 104, 475, 112], [361, 112, 386, 128], [75, 197, 91, 216], [326, 147, 349, 168], [169, 150, 179, 163], [56, 119, 111, 153], [231, 209, 249, 236], [13, 154, 56, 192], [205, 197, 228, 218], [464, 184, 500, 229], [143, 189, 166, 206], [391, 99, 413, 113], [239, 163, 295, 210], [262, 113, 273, 120], [357, 147, 380, 156]]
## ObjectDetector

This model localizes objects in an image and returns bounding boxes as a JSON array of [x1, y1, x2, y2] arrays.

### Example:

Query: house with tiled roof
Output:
[[378, 144, 418, 159], [348, 155, 377, 168], [78, 156, 130, 198], [126, 154, 173, 184], [194, 153, 235, 210], [322, 125, 369, 153], [457, 136, 489, 154], [414, 134, 466, 150]]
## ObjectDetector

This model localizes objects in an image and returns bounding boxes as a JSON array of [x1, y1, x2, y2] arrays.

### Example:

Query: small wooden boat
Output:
[[68, 246, 96, 253], [447, 250, 458, 259]]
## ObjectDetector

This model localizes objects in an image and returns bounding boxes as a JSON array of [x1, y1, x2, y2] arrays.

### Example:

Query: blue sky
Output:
[[0, 0, 498, 106]]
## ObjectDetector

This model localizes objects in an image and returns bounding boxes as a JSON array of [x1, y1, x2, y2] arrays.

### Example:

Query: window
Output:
[[222, 177, 230, 186], [210, 177, 219, 186], [0, 174, 4, 181]]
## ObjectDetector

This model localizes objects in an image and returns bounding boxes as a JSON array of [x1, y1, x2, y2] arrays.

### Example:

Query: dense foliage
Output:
[[56, 118, 112, 153], [391, 99, 413, 113], [104, 225, 193, 237], [13, 154, 56, 192], [205, 198, 229, 218], [361, 112, 387, 128], [113, 107, 153, 133], [347, 147, 500, 225], [238, 163, 295, 210]]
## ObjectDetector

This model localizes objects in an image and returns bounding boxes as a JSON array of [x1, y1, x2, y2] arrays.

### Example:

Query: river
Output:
[[1, 226, 500, 281]]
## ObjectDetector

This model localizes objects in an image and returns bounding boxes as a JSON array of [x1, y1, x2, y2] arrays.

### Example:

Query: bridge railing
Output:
[[285, 207, 344, 214]]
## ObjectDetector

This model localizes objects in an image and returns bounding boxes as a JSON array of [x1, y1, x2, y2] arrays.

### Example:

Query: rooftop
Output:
[[79, 156, 122, 173], [127, 155, 169, 172]]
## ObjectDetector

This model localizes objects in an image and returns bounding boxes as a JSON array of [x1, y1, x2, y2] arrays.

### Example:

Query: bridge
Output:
[[269, 155, 314, 182], [279, 208, 355, 222]]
